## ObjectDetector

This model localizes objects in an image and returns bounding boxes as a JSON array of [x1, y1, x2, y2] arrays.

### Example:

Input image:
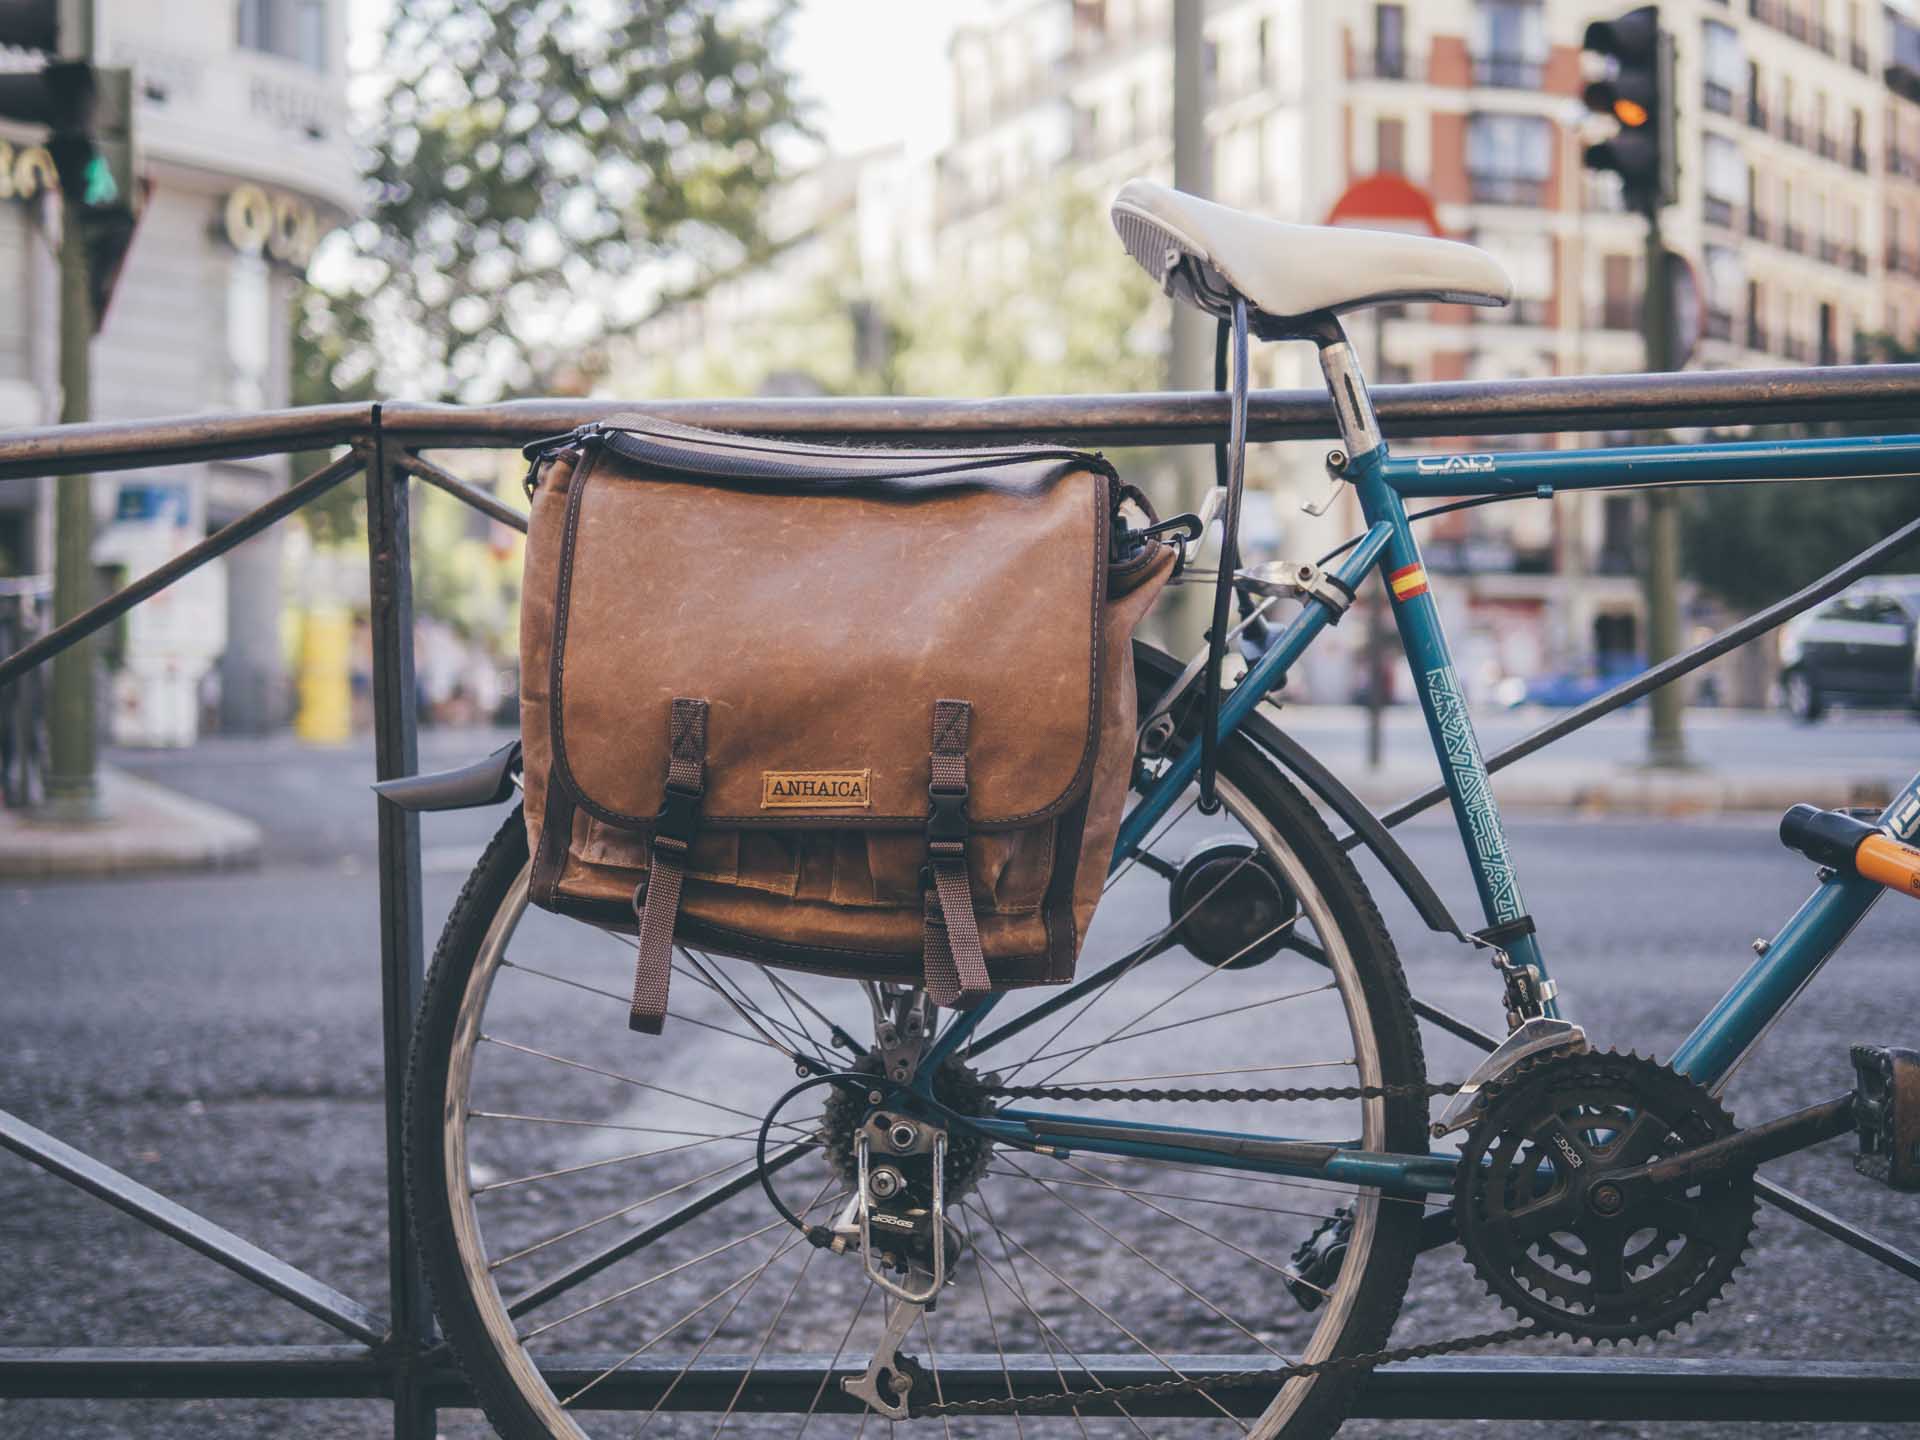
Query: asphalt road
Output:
[[2, 725, 1916, 1439]]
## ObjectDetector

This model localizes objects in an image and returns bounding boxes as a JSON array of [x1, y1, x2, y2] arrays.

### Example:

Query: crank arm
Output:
[[840, 1282, 930, 1420], [1615, 1092, 1856, 1197]]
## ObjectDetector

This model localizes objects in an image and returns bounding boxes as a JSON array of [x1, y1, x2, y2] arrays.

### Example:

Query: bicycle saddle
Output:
[[1111, 178, 1513, 333]]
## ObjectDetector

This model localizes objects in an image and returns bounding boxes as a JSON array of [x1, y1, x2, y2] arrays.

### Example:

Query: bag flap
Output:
[[547, 421, 1111, 831]]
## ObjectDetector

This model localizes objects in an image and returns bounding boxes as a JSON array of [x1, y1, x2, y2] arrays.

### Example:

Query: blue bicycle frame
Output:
[[912, 350, 1920, 1200]]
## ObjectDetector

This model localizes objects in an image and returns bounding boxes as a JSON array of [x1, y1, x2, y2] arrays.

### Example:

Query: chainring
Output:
[[1454, 1049, 1756, 1343]]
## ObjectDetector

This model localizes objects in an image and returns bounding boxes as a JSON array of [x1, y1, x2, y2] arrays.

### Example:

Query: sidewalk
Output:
[[0, 767, 263, 879], [1335, 758, 1897, 818]]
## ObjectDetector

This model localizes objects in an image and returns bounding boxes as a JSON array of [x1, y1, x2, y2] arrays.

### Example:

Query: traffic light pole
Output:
[[1642, 210, 1687, 768], [42, 0, 101, 820]]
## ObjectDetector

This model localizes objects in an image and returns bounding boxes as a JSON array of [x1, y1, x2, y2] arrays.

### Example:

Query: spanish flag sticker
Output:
[[1388, 563, 1430, 602]]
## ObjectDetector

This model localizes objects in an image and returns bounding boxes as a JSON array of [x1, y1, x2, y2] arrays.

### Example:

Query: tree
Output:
[[1682, 336, 1920, 610], [302, 0, 808, 404]]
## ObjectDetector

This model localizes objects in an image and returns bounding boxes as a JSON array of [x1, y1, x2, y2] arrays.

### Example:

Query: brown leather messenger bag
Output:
[[518, 416, 1175, 1033]]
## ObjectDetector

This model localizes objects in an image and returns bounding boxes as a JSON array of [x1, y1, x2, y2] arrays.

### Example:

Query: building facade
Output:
[[0, 0, 354, 738]]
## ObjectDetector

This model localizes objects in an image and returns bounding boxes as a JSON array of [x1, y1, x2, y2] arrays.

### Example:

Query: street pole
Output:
[[43, 0, 101, 820], [1642, 211, 1687, 768], [1167, 0, 1212, 643]]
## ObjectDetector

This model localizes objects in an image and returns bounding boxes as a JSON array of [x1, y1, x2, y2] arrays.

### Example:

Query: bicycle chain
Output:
[[910, 1075, 1488, 1419], [986, 1079, 1463, 1103]]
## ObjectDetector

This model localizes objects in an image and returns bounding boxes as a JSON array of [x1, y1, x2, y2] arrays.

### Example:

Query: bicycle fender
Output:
[[1135, 645, 1464, 940], [372, 740, 521, 811]]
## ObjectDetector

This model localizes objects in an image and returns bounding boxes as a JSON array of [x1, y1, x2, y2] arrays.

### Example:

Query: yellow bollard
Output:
[[295, 606, 353, 744]]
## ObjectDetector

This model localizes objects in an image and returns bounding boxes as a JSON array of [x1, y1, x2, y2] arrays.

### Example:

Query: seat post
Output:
[[1312, 320, 1385, 462]]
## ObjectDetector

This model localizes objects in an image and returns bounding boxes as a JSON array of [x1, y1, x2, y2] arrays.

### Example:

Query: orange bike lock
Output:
[[1779, 804, 1920, 900]]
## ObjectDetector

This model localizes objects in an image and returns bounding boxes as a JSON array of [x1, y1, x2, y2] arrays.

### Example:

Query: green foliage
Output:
[[304, 0, 808, 404], [889, 183, 1167, 398], [1682, 334, 1920, 609]]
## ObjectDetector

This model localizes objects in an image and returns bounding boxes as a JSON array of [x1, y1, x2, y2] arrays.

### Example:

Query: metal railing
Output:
[[5, 367, 1920, 1432]]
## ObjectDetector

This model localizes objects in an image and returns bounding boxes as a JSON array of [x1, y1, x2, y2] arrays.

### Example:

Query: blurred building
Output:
[[0, 0, 355, 739], [931, 0, 1920, 699]]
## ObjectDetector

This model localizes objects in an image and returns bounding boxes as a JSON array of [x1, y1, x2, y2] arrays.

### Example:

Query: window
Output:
[[236, 0, 328, 71], [1473, 0, 1544, 87], [1376, 116, 1405, 174], [1702, 21, 1740, 113], [1374, 4, 1406, 79], [1466, 112, 1550, 203], [1702, 133, 1743, 226], [1703, 244, 1743, 337]]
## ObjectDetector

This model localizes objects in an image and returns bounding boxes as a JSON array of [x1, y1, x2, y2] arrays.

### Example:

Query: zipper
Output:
[[522, 417, 1112, 493]]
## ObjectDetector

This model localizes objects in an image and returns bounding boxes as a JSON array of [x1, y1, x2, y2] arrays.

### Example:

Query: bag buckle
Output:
[[923, 783, 969, 889], [653, 780, 702, 855]]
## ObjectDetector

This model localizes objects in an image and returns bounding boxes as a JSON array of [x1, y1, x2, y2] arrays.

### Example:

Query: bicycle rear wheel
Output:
[[407, 646, 1428, 1438]]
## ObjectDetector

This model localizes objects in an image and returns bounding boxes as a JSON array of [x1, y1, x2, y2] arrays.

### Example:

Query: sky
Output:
[[782, 0, 996, 159], [346, 0, 987, 161]]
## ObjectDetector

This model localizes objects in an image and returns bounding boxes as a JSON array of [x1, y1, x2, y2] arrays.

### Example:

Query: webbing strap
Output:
[[628, 697, 708, 1034], [922, 699, 991, 1010]]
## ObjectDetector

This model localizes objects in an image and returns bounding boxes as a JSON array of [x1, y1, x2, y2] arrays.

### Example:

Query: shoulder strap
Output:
[[627, 697, 708, 1034], [921, 699, 992, 1010]]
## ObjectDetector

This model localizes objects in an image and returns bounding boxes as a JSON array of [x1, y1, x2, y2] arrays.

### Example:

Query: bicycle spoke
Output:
[[795, 1280, 876, 1440], [473, 1125, 764, 1196], [1047, 1153, 1315, 1283], [505, 1144, 816, 1318], [918, 1311, 955, 1440], [520, 1217, 791, 1342], [993, 846, 1269, 1084], [955, 1200, 1094, 1437], [490, 1150, 780, 1271], [478, 1035, 816, 1136], [980, 1204, 1251, 1430], [981, 1168, 1363, 1221], [712, 1209, 832, 1438], [964, 1196, 1150, 1439], [1102, 793, 1200, 896], [1064, 1149, 1440, 1210], [622, 1179, 840, 1431], [1019, 978, 1336, 1079], [683, 949, 828, 1059], [1001, 1152, 1299, 1369], [1042, 1058, 1355, 1087], [469, 1111, 774, 1142], [963, 1214, 1027, 1440]]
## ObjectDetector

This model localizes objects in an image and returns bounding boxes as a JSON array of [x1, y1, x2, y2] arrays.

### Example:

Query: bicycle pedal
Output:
[[1851, 1044, 1920, 1191]]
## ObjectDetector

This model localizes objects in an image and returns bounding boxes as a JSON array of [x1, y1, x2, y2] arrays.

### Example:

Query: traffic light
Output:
[[1582, 5, 1676, 215], [0, 1, 141, 323]]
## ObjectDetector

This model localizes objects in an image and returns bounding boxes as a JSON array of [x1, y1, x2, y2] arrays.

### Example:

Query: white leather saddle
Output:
[[1111, 178, 1512, 330]]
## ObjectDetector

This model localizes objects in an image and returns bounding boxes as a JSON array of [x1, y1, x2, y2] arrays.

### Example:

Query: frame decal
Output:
[[1428, 664, 1523, 922], [1388, 562, 1430, 601]]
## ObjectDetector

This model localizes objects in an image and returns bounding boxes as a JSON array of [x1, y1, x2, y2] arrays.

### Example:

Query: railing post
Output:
[[364, 409, 435, 1439]]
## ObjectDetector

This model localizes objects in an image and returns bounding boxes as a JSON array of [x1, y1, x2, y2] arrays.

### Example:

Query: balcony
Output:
[[1784, 10, 1808, 43], [1816, 132, 1838, 162], [1849, 246, 1869, 275], [1747, 316, 1771, 350], [1468, 173, 1547, 205], [1782, 117, 1805, 147], [1748, 211, 1771, 241], [1780, 333, 1812, 361], [1890, 243, 1907, 272], [1783, 223, 1807, 252], [1813, 23, 1834, 55], [1350, 49, 1418, 81], [1477, 298, 1551, 326], [1891, 146, 1919, 178], [1747, 97, 1770, 131], [1704, 195, 1736, 228], [1472, 52, 1544, 88], [1703, 80, 1734, 115], [1853, 41, 1871, 72], [1749, 0, 1778, 23], [1819, 237, 1842, 264], [1705, 308, 1735, 341], [1853, 145, 1870, 173]]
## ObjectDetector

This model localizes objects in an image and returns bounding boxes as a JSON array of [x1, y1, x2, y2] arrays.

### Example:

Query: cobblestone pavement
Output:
[[2, 731, 1915, 1438]]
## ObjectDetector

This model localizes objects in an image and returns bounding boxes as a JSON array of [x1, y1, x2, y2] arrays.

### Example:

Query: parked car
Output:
[[1495, 654, 1645, 709], [1778, 576, 1920, 722]]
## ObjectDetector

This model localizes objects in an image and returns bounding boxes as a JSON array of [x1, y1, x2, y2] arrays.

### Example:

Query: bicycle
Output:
[[384, 179, 1920, 1438]]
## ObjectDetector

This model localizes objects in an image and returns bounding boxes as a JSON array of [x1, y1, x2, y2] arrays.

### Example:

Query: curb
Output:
[[1338, 767, 1898, 818], [0, 767, 263, 879]]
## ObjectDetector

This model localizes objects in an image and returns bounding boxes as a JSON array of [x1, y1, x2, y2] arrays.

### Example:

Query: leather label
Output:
[[761, 769, 872, 809]]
